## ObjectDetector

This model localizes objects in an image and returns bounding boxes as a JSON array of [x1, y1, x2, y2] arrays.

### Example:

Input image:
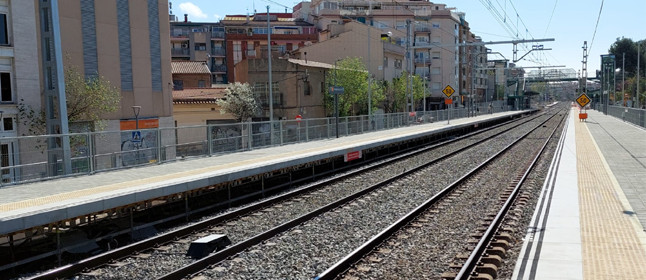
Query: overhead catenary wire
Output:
[[587, 0, 604, 56]]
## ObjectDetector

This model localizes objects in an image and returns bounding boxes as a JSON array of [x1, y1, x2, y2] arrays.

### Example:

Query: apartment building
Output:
[[234, 57, 331, 120], [296, 0, 479, 108], [169, 16, 228, 84], [0, 0, 40, 182], [295, 21, 404, 82], [220, 12, 317, 82]]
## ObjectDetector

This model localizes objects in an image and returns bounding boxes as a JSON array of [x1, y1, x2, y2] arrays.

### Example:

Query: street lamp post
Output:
[[267, 5, 274, 144], [334, 60, 339, 138]]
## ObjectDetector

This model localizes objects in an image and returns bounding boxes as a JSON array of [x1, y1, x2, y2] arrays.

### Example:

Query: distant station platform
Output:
[[513, 108, 646, 279], [0, 110, 530, 237]]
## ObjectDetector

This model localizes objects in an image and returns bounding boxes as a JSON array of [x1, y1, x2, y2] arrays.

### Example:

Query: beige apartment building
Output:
[[0, 0, 174, 183], [295, 21, 404, 82], [295, 0, 478, 109]]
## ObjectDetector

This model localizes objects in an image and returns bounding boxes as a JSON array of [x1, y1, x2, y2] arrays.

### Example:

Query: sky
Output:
[[171, 0, 646, 75]]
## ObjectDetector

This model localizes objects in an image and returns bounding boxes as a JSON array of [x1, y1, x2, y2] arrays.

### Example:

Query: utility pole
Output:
[[638, 43, 641, 108], [267, 6, 274, 144], [367, 23, 372, 125], [581, 41, 588, 104], [623, 52, 625, 106], [406, 19, 413, 115]]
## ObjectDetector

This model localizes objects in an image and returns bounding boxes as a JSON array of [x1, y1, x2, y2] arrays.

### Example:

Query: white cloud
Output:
[[179, 2, 208, 19]]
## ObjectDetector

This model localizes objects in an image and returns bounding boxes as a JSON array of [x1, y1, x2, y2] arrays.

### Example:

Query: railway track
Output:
[[314, 107, 567, 280], [142, 110, 559, 280], [25, 109, 554, 280]]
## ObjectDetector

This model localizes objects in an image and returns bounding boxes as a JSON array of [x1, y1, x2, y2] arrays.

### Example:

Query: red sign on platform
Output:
[[296, 115, 302, 122], [344, 150, 362, 162]]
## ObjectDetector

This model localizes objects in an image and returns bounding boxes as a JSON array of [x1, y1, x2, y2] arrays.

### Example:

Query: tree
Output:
[[216, 82, 259, 122], [19, 65, 121, 135], [382, 71, 425, 113], [609, 37, 638, 75], [324, 57, 369, 116]]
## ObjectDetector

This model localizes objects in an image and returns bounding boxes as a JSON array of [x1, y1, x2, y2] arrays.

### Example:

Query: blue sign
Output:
[[330, 86, 344, 94], [132, 131, 142, 143]]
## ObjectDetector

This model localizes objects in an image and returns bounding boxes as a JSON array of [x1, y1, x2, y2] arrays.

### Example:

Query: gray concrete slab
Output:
[[513, 111, 583, 280], [584, 110, 646, 230], [0, 111, 529, 235]]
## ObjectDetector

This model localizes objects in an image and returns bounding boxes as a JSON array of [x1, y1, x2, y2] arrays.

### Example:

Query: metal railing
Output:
[[211, 64, 227, 72], [0, 101, 508, 186], [171, 48, 190, 56], [211, 47, 226, 56], [594, 104, 646, 128]]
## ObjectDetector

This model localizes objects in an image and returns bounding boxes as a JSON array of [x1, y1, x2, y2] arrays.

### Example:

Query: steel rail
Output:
[[314, 110, 562, 280], [156, 114, 548, 280], [28, 114, 535, 280], [454, 109, 568, 279]]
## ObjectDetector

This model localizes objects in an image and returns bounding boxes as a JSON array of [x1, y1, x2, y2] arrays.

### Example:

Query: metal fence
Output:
[[593, 104, 646, 128], [0, 101, 509, 186]]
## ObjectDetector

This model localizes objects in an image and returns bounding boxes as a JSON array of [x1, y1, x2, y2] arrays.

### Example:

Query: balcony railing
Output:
[[211, 31, 225, 39], [246, 50, 257, 57], [211, 64, 227, 72], [171, 48, 190, 56], [211, 47, 226, 56], [415, 26, 431, 32], [414, 57, 431, 64], [172, 30, 190, 38]]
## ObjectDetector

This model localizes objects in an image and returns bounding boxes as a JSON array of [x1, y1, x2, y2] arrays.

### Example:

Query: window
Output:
[[1, 143, 9, 181], [303, 81, 311, 95], [173, 79, 183, 90], [432, 82, 441, 90], [0, 72, 10, 102], [195, 43, 206, 51], [432, 52, 440, 59], [432, 22, 440, 29], [0, 14, 7, 45], [431, 67, 440, 75], [383, 57, 388, 67], [1, 116, 12, 131], [198, 80, 205, 88], [395, 59, 402, 69]]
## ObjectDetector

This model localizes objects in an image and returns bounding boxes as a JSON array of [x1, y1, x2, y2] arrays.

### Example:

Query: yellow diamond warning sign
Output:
[[442, 85, 455, 98], [576, 93, 590, 108]]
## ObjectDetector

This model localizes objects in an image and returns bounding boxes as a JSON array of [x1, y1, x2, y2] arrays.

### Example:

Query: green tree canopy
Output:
[[324, 57, 369, 116]]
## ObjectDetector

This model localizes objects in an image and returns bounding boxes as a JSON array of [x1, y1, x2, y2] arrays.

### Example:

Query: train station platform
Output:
[[513, 108, 646, 279], [0, 110, 530, 237]]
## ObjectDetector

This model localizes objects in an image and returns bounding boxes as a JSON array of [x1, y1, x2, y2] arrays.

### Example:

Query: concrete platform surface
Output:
[[513, 108, 646, 279]]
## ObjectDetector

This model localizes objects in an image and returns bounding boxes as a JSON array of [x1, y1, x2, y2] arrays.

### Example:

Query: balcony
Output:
[[414, 57, 431, 65], [211, 31, 225, 39], [414, 26, 431, 33], [171, 30, 190, 38], [246, 50, 257, 57], [211, 47, 226, 56], [211, 64, 227, 73], [171, 48, 190, 56]]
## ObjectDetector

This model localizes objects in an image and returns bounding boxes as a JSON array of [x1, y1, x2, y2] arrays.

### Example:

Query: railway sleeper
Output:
[[486, 246, 506, 258], [474, 263, 498, 279]]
